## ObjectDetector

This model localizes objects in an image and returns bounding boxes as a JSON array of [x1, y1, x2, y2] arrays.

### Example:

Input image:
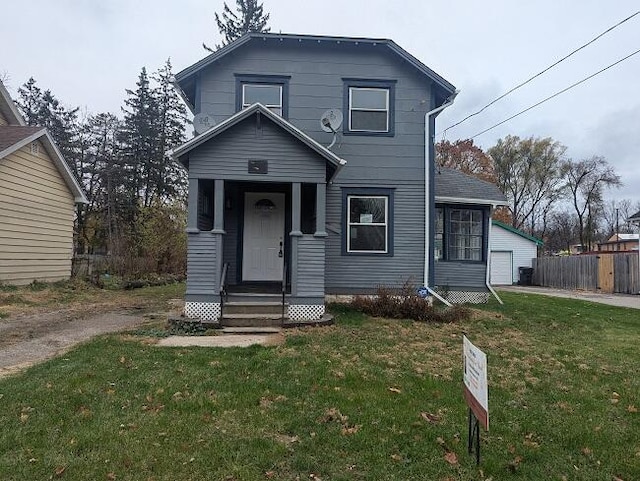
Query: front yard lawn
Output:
[[0, 292, 638, 480]]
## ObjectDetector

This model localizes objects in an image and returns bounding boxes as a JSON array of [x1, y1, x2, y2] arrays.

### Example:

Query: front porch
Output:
[[184, 178, 328, 322]]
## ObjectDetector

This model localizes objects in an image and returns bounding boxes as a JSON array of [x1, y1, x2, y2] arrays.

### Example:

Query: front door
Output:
[[242, 192, 285, 281]]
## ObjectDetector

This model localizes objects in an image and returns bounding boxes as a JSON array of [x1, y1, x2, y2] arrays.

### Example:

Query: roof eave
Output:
[[435, 195, 509, 207], [0, 81, 26, 126], [171, 103, 346, 170]]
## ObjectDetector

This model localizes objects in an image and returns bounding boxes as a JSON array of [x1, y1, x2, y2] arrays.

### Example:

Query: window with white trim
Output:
[[435, 207, 484, 262], [347, 195, 388, 253], [242, 83, 283, 115], [348, 87, 389, 132]]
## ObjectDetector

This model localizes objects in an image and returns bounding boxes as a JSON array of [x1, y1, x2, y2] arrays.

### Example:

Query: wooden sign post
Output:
[[463, 335, 489, 465]]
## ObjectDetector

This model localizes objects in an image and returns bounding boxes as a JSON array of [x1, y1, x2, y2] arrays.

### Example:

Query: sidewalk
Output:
[[499, 285, 640, 310]]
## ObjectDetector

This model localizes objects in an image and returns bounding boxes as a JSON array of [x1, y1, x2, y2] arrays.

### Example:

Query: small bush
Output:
[[167, 317, 209, 336], [351, 283, 471, 323], [0, 283, 18, 292]]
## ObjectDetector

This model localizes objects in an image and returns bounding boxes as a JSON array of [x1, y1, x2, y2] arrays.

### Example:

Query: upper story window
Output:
[[242, 84, 282, 115], [235, 74, 290, 118], [343, 78, 396, 136], [435, 206, 485, 262]]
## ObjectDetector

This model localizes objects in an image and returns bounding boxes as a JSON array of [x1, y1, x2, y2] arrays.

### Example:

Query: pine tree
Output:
[[152, 59, 188, 202], [204, 0, 270, 51]]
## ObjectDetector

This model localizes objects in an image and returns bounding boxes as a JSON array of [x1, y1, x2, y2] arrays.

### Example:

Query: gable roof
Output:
[[435, 167, 507, 206], [0, 81, 26, 126], [171, 103, 347, 178], [492, 220, 543, 245], [628, 210, 640, 223], [174, 32, 456, 111], [0, 125, 88, 204]]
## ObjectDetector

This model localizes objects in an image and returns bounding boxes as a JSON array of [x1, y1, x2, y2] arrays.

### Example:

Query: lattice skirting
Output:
[[288, 304, 325, 321], [184, 302, 221, 321], [437, 290, 490, 304]]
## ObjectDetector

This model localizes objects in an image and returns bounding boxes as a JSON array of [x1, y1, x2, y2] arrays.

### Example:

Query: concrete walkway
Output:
[[156, 333, 284, 348], [499, 285, 640, 310]]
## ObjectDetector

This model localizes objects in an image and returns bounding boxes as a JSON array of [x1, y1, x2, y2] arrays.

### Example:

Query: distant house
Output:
[[0, 81, 87, 285], [597, 233, 639, 252], [489, 220, 542, 285]]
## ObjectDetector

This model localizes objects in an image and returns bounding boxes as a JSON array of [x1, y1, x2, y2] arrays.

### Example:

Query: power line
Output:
[[439, 10, 640, 136], [469, 47, 640, 139]]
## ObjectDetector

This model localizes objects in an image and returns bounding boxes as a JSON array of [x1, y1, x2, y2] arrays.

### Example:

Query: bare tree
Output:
[[489, 135, 567, 234], [565, 157, 622, 251]]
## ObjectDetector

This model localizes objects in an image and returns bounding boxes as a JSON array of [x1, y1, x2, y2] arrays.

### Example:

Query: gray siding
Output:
[[434, 262, 487, 289], [188, 116, 327, 183], [186, 232, 221, 296], [296, 235, 325, 296], [197, 42, 434, 184], [325, 183, 424, 293]]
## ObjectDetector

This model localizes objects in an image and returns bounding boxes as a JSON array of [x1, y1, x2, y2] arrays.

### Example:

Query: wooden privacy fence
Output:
[[532, 253, 639, 294]]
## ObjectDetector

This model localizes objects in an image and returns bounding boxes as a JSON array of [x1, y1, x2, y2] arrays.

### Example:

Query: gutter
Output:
[[424, 90, 459, 306], [485, 208, 504, 304]]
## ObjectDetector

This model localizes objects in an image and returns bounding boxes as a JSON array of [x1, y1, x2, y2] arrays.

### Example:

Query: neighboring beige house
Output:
[[596, 233, 639, 252], [0, 81, 87, 285]]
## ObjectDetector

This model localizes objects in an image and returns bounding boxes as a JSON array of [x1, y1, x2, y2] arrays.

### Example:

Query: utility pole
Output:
[[616, 208, 619, 251]]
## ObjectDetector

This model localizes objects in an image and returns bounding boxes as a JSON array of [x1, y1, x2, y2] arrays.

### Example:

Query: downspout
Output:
[[485, 208, 504, 304], [424, 90, 459, 306]]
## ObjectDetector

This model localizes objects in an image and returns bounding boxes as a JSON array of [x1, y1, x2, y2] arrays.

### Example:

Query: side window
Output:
[[235, 75, 290, 118], [343, 188, 394, 256], [435, 206, 484, 262], [343, 79, 395, 136]]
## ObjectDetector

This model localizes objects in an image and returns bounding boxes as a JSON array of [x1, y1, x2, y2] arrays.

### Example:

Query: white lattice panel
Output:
[[288, 304, 325, 321], [184, 302, 221, 321], [439, 291, 489, 304]]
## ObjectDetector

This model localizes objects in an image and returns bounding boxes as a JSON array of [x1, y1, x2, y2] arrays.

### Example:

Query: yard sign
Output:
[[463, 335, 489, 430]]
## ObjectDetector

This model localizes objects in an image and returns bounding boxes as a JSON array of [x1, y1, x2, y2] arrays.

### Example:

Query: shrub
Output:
[[351, 282, 471, 323]]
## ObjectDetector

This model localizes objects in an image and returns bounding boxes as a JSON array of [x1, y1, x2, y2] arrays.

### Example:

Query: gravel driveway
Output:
[[0, 309, 152, 378]]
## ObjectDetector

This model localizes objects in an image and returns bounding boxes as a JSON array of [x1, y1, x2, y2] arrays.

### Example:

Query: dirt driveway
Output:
[[0, 308, 158, 378]]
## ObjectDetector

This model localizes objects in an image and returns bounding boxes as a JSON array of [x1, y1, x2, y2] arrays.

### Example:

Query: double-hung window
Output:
[[235, 74, 290, 118], [435, 206, 485, 261], [343, 188, 394, 255], [343, 79, 395, 135]]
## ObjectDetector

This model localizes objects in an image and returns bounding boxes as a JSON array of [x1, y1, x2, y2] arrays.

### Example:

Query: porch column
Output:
[[213, 179, 225, 233], [187, 178, 199, 231], [290, 182, 302, 296], [314, 183, 327, 237]]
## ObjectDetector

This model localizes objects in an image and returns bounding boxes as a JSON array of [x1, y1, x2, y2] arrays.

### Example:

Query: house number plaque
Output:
[[248, 160, 268, 174]]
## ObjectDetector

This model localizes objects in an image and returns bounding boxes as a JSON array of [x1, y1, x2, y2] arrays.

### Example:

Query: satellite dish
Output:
[[320, 109, 343, 133], [193, 112, 216, 135]]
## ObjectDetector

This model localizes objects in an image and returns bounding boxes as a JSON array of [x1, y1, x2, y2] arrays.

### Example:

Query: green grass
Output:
[[0, 292, 638, 480]]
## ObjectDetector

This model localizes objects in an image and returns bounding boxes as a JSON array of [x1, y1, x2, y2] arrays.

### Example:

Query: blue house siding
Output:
[[187, 116, 327, 183], [325, 183, 424, 293]]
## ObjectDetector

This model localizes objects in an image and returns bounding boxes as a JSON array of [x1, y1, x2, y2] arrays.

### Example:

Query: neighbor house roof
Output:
[[628, 210, 640, 223], [492, 220, 544, 245], [0, 125, 88, 204], [174, 32, 456, 112], [434, 168, 508, 206], [171, 102, 347, 178], [0, 81, 25, 126]]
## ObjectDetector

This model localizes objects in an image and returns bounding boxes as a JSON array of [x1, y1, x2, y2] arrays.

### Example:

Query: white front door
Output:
[[242, 192, 285, 281]]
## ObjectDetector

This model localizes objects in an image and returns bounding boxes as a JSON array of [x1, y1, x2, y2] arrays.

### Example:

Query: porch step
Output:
[[224, 301, 284, 315], [221, 313, 287, 328], [222, 327, 281, 334]]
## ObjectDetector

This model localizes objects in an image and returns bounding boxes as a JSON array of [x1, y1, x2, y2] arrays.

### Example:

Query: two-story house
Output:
[[170, 33, 506, 323]]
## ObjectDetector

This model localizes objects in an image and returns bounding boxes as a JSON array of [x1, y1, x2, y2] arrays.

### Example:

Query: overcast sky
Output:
[[2, 0, 639, 206]]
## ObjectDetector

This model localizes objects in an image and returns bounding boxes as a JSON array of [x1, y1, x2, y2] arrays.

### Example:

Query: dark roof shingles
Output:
[[435, 167, 506, 203], [0, 126, 44, 153]]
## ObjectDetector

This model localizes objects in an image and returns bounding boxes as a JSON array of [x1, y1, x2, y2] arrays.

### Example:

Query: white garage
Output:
[[490, 221, 542, 285]]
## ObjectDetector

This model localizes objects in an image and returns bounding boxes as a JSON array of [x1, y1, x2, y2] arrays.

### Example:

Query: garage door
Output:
[[490, 251, 513, 285]]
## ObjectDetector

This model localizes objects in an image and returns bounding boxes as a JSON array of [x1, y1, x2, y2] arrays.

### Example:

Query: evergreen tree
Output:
[[204, 0, 270, 51], [152, 59, 188, 202]]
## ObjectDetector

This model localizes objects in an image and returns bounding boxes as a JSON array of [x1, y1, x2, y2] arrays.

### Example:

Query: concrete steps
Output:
[[220, 299, 287, 327]]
